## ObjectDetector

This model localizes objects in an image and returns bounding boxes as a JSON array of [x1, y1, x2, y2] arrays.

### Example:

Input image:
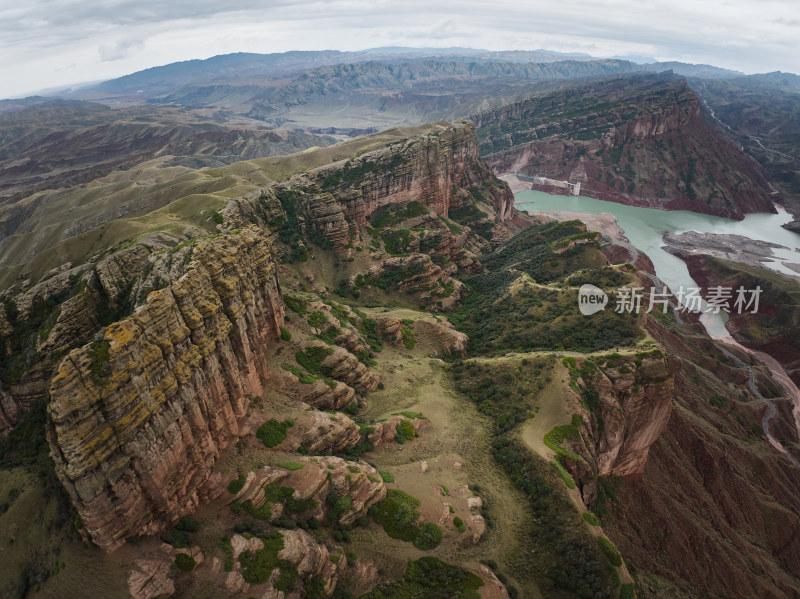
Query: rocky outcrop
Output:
[[368, 416, 427, 446], [569, 353, 682, 504], [476, 73, 775, 220], [227, 457, 386, 526], [291, 377, 358, 411], [225, 529, 347, 596], [314, 342, 380, 391], [47, 227, 284, 549], [375, 316, 466, 357], [286, 456, 386, 525], [127, 558, 174, 599], [307, 124, 514, 232], [352, 254, 466, 310], [281, 408, 362, 454], [278, 529, 345, 589]]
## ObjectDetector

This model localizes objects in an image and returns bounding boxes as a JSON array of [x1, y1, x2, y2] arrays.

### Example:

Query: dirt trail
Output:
[[717, 335, 800, 468]]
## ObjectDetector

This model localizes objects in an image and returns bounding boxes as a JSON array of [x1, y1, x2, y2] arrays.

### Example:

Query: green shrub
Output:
[[161, 529, 190, 548], [371, 489, 422, 542], [395, 419, 416, 444], [243, 501, 272, 520], [238, 533, 285, 584], [452, 516, 465, 533], [175, 516, 200, 532], [282, 364, 317, 385], [619, 583, 635, 599], [370, 490, 442, 550], [308, 311, 329, 331], [597, 536, 622, 567], [709, 394, 727, 409], [256, 419, 294, 448], [379, 470, 395, 483], [284, 295, 307, 316], [551, 460, 577, 489], [543, 415, 585, 462], [362, 556, 483, 598], [280, 327, 292, 341], [295, 346, 333, 376], [88, 339, 111, 387], [401, 326, 416, 350], [174, 553, 196, 572], [277, 462, 304, 471], [413, 522, 443, 550], [582, 511, 600, 526]]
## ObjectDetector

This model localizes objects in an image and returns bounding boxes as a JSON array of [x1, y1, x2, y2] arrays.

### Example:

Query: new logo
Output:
[[578, 284, 608, 315]]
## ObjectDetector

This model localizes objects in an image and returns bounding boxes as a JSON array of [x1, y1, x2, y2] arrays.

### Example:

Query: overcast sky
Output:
[[2, 0, 798, 99]]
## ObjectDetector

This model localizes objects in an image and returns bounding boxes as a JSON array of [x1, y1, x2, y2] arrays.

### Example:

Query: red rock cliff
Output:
[[47, 227, 284, 549]]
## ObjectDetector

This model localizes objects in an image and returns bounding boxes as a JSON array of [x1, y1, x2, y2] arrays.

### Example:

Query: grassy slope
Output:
[[0, 123, 443, 287]]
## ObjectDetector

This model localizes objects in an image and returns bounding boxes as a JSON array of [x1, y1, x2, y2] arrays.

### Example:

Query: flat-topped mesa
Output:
[[47, 227, 285, 550], [306, 123, 515, 232]]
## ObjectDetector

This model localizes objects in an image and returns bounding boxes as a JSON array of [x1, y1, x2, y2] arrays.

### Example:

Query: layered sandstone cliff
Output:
[[308, 124, 515, 227], [475, 73, 775, 219], [47, 227, 284, 549]]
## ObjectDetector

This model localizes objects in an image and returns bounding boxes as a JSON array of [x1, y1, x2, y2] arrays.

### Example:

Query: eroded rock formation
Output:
[[47, 227, 284, 549]]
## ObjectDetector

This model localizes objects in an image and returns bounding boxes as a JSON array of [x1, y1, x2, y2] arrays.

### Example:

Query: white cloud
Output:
[[1, 0, 799, 99], [99, 38, 145, 62]]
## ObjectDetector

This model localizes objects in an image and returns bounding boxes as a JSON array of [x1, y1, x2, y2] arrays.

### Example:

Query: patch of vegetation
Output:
[[401, 326, 416, 349], [620, 583, 636, 599], [280, 327, 292, 341], [174, 553, 196, 572], [256, 419, 294, 448], [395, 410, 427, 420], [381, 228, 415, 255], [284, 295, 308, 316], [281, 364, 319, 385], [379, 470, 395, 483], [295, 346, 334, 377], [353, 259, 427, 293], [263, 482, 318, 515], [228, 472, 247, 494], [308, 310, 329, 331], [551, 460, 577, 489], [597, 536, 623, 567], [451, 357, 554, 433], [369, 489, 442, 550], [0, 397, 74, 531], [452, 516, 466, 533], [277, 462, 305, 471], [395, 419, 416, 444], [238, 532, 285, 584], [87, 339, 111, 387], [370, 201, 430, 228], [709, 394, 728, 409], [414, 522, 443, 550], [493, 438, 615, 598], [243, 500, 272, 520], [543, 414, 585, 462], [360, 556, 483, 599], [448, 221, 641, 356], [582, 511, 601, 526]]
